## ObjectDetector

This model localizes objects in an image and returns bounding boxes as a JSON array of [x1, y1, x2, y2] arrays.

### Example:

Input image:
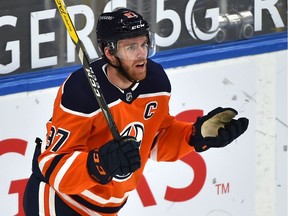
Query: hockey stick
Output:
[[54, 0, 121, 141]]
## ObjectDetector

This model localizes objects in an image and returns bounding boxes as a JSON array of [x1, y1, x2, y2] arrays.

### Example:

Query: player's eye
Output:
[[141, 43, 148, 49], [125, 44, 137, 52]]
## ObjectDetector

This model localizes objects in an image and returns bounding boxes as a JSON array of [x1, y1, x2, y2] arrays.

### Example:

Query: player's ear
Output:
[[104, 47, 116, 62]]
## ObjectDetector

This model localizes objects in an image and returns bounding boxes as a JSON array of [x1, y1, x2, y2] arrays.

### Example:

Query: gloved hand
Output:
[[87, 136, 141, 184], [189, 107, 249, 152]]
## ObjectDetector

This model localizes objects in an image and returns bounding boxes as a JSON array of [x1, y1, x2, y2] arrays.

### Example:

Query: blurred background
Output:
[[0, 0, 287, 215]]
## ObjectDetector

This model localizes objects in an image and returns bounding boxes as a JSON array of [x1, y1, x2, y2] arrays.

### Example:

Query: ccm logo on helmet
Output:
[[131, 23, 145, 30]]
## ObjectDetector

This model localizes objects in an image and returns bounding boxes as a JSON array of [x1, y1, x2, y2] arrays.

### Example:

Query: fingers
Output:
[[217, 117, 249, 147], [95, 138, 141, 179], [119, 138, 141, 174], [120, 138, 140, 152], [237, 117, 249, 133], [226, 118, 249, 137]]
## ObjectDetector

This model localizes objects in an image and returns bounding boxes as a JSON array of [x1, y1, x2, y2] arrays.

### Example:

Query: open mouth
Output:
[[135, 62, 145, 68]]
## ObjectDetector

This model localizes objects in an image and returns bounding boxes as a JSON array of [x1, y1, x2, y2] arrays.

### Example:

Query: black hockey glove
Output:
[[189, 107, 249, 152], [87, 136, 141, 184]]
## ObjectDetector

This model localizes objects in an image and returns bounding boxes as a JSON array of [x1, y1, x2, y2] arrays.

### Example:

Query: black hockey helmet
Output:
[[96, 8, 156, 57]]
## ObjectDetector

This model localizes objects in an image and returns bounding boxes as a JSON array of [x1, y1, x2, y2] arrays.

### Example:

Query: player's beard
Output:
[[120, 59, 147, 82]]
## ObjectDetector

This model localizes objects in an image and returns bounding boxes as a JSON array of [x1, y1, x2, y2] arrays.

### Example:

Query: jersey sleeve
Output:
[[150, 112, 195, 162], [145, 60, 195, 162], [38, 77, 101, 194]]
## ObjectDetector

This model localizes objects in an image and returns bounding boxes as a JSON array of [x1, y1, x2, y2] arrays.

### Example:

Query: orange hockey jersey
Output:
[[29, 58, 194, 215]]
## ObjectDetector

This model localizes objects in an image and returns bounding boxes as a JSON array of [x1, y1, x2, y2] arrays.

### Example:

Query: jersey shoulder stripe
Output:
[[60, 58, 171, 115]]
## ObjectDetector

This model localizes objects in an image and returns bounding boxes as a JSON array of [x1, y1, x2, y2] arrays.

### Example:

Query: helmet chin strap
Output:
[[107, 57, 138, 83]]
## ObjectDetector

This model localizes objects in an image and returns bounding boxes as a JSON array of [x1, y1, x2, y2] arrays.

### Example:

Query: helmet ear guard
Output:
[[96, 40, 116, 56]]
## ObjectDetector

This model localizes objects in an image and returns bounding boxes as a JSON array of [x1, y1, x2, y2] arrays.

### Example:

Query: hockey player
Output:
[[24, 8, 249, 216]]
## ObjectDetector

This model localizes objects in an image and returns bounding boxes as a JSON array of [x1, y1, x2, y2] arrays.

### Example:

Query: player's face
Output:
[[115, 36, 148, 81]]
